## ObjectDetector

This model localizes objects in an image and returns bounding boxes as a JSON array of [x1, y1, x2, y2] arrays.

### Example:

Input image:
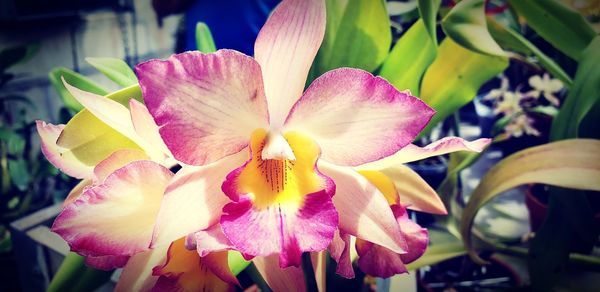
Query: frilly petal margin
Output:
[[285, 68, 435, 166], [254, 0, 326, 128], [136, 49, 269, 166], [359, 137, 492, 170], [52, 161, 173, 257], [356, 205, 428, 278], [36, 121, 93, 179], [220, 191, 338, 268], [328, 230, 355, 278]]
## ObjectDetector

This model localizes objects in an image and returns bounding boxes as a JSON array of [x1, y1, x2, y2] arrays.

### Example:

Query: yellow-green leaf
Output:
[[460, 139, 600, 264], [442, 0, 507, 57], [419, 38, 508, 136], [49, 67, 109, 112], [406, 241, 466, 270], [507, 0, 595, 61], [379, 20, 436, 96], [86, 57, 138, 87], [487, 17, 573, 87]]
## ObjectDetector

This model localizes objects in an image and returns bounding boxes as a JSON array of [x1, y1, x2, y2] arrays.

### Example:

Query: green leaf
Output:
[[460, 139, 600, 264], [47, 253, 113, 292], [8, 158, 29, 191], [86, 57, 138, 87], [379, 20, 436, 96], [418, 38, 509, 136], [195, 22, 217, 53], [49, 67, 109, 112], [406, 241, 466, 270], [417, 0, 441, 45], [507, 0, 595, 61], [487, 17, 573, 87], [7, 134, 25, 156], [551, 36, 600, 141], [442, 0, 507, 57], [387, 0, 418, 16], [313, 0, 391, 75]]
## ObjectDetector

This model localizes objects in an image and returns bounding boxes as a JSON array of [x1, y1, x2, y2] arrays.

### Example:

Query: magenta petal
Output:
[[85, 255, 129, 271], [356, 240, 408, 278], [328, 230, 355, 279], [392, 205, 428, 264], [220, 190, 338, 268], [356, 204, 428, 278], [136, 50, 269, 166], [285, 68, 435, 166]]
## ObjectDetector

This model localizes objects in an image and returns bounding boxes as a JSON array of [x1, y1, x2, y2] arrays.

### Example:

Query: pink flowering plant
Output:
[[37, 0, 491, 290]]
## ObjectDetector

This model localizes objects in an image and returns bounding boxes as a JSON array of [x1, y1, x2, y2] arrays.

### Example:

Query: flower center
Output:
[[234, 129, 327, 211]]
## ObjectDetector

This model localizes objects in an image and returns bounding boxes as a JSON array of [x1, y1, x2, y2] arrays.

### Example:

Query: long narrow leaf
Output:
[[442, 0, 507, 57], [418, 38, 508, 136], [195, 22, 217, 53], [460, 139, 600, 264], [507, 0, 595, 61], [49, 68, 109, 112], [417, 0, 441, 45]]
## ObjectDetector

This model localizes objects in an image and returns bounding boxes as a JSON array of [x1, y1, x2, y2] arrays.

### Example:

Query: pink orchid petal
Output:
[[380, 165, 447, 215], [93, 149, 149, 182], [220, 190, 338, 268], [194, 224, 234, 257], [356, 205, 429, 278], [85, 255, 129, 271], [328, 230, 355, 279], [285, 68, 435, 166], [356, 205, 428, 278], [52, 161, 173, 257], [356, 239, 407, 278], [115, 245, 169, 292], [36, 121, 93, 179], [129, 99, 171, 158], [136, 50, 269, 166], [151, 151, 248, 248], [254, 0, 326, 127], [63, 179, 92, 207], [253, 255, 306, 292], [360, 137, 491, 169], [319, 162, 408, 254], [392, 205, 428, 264]]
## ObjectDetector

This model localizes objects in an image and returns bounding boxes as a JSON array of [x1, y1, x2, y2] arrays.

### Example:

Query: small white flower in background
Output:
[[505, 114, 541, 138], [484, 75, 510, 101], [526, 73, 563, 106], [494, 91, 523, 116]]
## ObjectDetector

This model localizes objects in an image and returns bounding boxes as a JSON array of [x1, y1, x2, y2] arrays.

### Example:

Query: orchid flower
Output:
[[36, 0, 492, 290], [483, 75, 510, 101], [525, 73, 563, 106], [505, 113, 541, 138], [136, 0, 488, 274]]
